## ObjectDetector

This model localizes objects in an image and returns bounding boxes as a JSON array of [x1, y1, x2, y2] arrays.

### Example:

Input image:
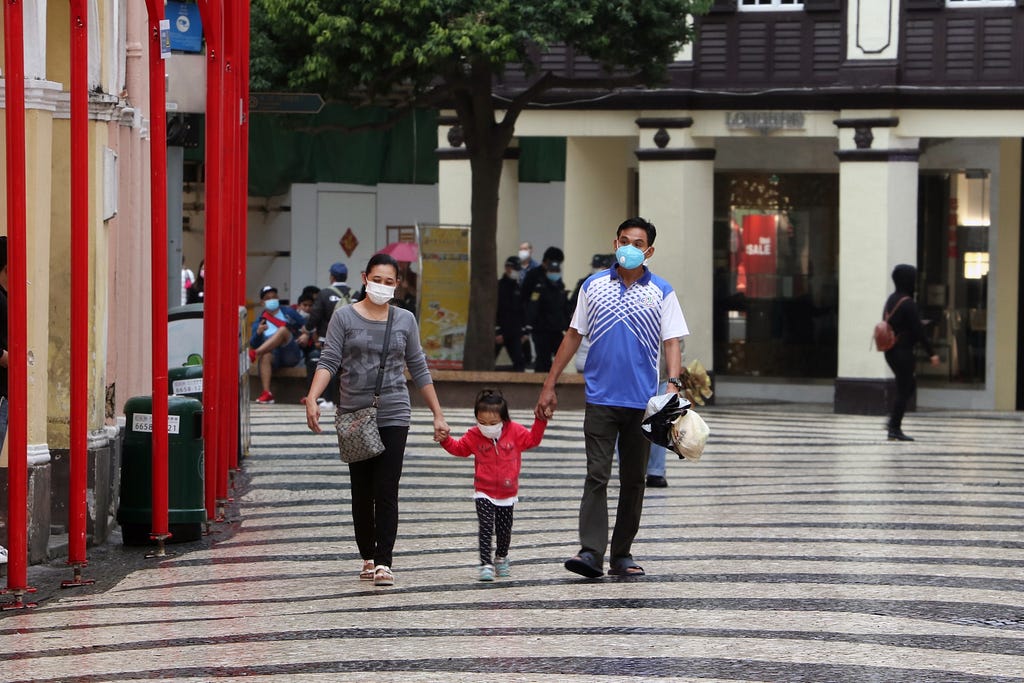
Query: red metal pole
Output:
[[237, 0, 250, 313], [145, 0, 171, 552], [63, 0, 95, 588], [197, 0, 224, 522], [233, 0, 250, 467], [1, 0, 37, 609], [219, 1, 236, 500]]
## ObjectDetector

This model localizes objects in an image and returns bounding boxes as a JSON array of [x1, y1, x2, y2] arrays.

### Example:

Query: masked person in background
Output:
[[883, 264, 940, 441], [495, 256, 527, 371], [522, 247, 570, 374], [249, 285, 309, 404]]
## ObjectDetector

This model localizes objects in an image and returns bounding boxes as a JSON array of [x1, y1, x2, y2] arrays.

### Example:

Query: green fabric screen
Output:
[[247, 104, 439, 197], [518, 137, 566, 183], [241, 107, 563, 196]]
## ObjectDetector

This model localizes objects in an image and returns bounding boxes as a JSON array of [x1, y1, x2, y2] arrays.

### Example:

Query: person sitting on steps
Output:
[[249, 284, 309, 404]]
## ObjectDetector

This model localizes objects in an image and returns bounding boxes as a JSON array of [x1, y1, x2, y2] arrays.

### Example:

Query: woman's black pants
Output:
[[885, 348, 916, 432]]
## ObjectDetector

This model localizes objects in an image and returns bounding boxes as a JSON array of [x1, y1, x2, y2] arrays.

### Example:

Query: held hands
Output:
[[535, 386, 556, 420], [305, 397, 322, 433], [433, 415, 450, 443]]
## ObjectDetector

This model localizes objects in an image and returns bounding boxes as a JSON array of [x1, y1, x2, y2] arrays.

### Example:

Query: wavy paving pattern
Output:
[[2, 403, 1022, 682]]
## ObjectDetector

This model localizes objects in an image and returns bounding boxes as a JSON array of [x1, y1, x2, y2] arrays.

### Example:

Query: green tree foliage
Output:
[[252, 0, 710, 370]]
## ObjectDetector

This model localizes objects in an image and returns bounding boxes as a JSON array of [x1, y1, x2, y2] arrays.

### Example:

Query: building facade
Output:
[[436, 0, 1023, 412], [2, 0, 163, 561]]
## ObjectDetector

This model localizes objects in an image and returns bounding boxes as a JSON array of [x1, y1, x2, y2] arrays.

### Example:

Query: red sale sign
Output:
[[741, 214, 778, 298]]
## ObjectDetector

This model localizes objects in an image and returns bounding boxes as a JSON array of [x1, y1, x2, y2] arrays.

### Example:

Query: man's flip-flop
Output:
[[564, 552, 604, 578], [607, 558, 645, 576]]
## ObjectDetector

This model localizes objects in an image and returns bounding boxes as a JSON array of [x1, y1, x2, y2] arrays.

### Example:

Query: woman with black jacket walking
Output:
[[884, 264, 939, 441]]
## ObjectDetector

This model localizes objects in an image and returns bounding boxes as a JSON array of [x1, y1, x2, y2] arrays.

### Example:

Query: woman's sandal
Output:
[[359, 559, 375, 581], [373, 565, 394, 586]]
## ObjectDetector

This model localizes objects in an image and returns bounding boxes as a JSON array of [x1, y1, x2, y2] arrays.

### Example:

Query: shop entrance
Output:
[[712, 173, 839, 379], [918, 172, 989, 386]]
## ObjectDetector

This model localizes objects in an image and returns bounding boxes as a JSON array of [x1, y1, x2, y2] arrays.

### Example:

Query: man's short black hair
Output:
[[617, 217, 657, 247], [0, 235, 7, 270]]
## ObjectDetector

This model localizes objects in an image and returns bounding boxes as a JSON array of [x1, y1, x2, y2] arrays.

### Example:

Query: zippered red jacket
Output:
[[440, 418, 547, 499]]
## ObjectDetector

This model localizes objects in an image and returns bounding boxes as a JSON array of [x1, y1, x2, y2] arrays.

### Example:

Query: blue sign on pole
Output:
[[167, 1, 203, 54]]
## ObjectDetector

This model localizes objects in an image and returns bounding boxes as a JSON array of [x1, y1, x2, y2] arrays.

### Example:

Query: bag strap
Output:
[[884, 296, 910, 322], [371, 306, 394, 408]]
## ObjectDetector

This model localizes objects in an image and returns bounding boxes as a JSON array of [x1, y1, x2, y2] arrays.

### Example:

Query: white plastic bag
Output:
[[671, 410, 709, 461]]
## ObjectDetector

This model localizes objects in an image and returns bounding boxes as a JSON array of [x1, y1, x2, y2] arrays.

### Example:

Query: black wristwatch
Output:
[[667, 377, 683, 389]]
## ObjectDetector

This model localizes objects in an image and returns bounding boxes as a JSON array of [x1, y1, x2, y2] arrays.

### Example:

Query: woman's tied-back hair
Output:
[[474, 388, 510, 422], [365, 253, 401, 279]]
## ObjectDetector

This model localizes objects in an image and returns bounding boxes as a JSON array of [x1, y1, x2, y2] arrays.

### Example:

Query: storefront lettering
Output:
[[746, 237, 773, 256], [725, 111, 805, 134]]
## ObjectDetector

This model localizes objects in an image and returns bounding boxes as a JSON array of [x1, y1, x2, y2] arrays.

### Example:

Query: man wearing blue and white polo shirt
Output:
[[536, 217, 688, 578]]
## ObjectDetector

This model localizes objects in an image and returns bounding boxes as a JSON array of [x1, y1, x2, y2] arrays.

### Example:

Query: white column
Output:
[[436, 115, 471, 226], [562, 136, 632, 286], [833, 115, 920, 412], [25, 0, 49, 79], [636, 117, 715, 368], [496, 143, 520, 276]]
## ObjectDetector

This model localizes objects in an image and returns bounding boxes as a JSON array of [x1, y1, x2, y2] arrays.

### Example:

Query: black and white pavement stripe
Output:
[[1, 404, 1021, 682]]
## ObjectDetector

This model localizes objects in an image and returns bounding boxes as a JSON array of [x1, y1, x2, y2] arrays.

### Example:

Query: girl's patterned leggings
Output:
[[475, 498, 514, 566]]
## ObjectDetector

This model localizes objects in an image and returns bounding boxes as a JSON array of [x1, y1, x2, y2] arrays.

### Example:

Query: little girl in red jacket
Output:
[[440, 388, 546, 581]]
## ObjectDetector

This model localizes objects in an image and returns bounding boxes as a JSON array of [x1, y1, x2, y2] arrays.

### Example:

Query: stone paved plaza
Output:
[[2, 402, 1023, 682]]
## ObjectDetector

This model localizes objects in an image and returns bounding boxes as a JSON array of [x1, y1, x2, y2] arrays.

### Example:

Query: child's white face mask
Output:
[[477, 422, 503, 440]]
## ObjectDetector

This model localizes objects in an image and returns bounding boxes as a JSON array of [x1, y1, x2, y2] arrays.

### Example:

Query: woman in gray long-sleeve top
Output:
[[305, 253, 450, 587]]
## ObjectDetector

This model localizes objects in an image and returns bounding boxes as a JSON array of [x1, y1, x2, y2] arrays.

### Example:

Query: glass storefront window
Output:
[[917, 172, 989, 385], [713, 173, 839, 378]]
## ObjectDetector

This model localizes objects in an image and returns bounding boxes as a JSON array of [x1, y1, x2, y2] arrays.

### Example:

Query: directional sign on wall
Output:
[[249, 92, 325, 114]]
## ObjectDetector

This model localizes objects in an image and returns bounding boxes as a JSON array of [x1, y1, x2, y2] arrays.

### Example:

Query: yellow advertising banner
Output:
[[418, 224, 470, 369]]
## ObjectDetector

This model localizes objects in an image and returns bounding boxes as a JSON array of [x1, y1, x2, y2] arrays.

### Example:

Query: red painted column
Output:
[[145, 0, 171, 547], [64, 0, 93, 585], [197, 0, 224, 521], [2, 0, 36, 608], [232, 0, 250, 468], [219, 0, 237, 499], [237, 0, 250, 316]]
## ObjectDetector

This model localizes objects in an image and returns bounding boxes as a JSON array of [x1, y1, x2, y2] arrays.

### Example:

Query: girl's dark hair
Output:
[[475, 388, 510, 422], [365, 253, 401, 279]]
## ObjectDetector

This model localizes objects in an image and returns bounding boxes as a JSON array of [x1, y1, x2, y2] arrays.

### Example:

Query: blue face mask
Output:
[[546, 272, 561, 282], [264, 298, 280, 311], [615, 244, 649, 270]]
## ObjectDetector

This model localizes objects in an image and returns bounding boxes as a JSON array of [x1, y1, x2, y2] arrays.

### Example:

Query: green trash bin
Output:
[[169, 364, 203, 402], [117, 394, 205, 545]]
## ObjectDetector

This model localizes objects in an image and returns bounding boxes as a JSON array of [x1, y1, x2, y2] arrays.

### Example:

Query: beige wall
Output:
[[993, 139, 1021, 409]]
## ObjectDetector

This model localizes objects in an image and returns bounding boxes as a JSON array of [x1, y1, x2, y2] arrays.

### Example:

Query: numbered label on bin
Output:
[[132, 413, 181, 434], [172, 378, 203, 395]]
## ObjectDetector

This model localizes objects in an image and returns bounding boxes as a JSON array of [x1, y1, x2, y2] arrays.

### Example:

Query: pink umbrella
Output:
[[378, 241, 419, 262]]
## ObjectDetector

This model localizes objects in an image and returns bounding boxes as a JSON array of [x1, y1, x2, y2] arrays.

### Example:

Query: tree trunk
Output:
[[462, 149, 503, 370]]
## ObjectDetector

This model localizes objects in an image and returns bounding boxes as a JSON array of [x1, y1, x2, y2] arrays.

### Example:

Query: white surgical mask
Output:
[[518, 249, 530, 262], [477, 422, 503, 440], [365, 282, 395, 305]]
